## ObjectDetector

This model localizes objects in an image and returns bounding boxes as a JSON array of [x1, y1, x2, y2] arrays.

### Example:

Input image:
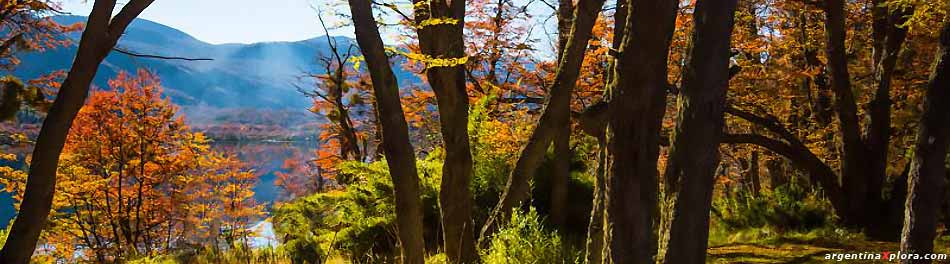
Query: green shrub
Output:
[[712, 181, 836, 231], [482, 208, 579, 264], [273, 157, 446, 263]]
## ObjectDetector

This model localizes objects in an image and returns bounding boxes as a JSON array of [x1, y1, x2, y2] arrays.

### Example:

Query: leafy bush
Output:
[[273, 157, 445, 263], [482, 208, 579, 264], [712, 181, 836, 231]]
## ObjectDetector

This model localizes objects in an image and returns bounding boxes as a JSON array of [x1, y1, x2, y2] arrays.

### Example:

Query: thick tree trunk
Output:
[[585, 139, 607, 264], [899, 20, 950, 264], [551, 125, 571, 227], [479, 0, 606, 245], [550, 0, 575, 229], [412, 1, 478, 262], [603, 0, 677, 262], [823, 0, 868, 227], [660, 0, 738, 262], [347, 1, 426, 263], [944, 171, 950, 236], [0, 1, 153, 262], [578, 102, 611, 264], [865, 6, 912, 240]]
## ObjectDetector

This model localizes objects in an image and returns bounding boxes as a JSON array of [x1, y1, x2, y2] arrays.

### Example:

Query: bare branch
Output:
[[112, 48, 213, 61]]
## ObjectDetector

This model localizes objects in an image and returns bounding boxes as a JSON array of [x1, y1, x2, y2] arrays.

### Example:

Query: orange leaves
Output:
[[0, 0, 80, 70], [0, 70, 264, 260]]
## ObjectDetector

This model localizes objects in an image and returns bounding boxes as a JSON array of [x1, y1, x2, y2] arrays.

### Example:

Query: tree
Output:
[[301, 14, 377, 181], [0, 0, 78, 122], [346, 0, 427, 262], [303, 13, 373, 167], [899, 19, 950, 264], [0, 1, 154, 261], [480, 0, 607, 244], [550, 0, 574, 230], [581, 2, 625, 263], [0, 0, 81, 71], [719, 0, 931, 240], [660, 0, 739, 262], [602, 0, 677, 262], [0, 70, 262, 261], [410, 0, 480, 261]]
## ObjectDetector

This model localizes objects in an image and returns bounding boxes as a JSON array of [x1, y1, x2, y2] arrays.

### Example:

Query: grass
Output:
[[707, 228, 950, 263]]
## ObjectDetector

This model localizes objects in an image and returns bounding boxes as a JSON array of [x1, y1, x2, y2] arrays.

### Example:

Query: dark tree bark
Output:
[[899, 20, 950, 264], [347, 1, 426, 263], [766, 157, 787, 190], [944, 171, 950, 236], [480, 0, 607, 245], [582, 7, 626, 261], [660, 0, 738, 262], [556, 0, 575, 55], [412, 1, 478, 262], [0, 1, 154, 262], [551, 125, 571, 227], [864, 5, 912, 240], [578, 100, 610, 264], [603, 0, 677, 262], [822, 0, 869, 227], [748, 150, 761, 196], [550, 0, 576, 230]]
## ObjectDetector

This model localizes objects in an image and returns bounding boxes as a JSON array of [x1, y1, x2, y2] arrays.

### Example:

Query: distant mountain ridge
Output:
[[13, 16, 412, 112]]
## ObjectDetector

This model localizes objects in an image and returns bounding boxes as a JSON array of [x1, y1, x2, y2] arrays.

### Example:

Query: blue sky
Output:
[[58, 0, 352, 44], [57, 0, 563, 58]]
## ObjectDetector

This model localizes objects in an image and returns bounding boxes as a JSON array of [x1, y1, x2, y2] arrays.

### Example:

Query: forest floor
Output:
[[707, 231, 950, 263]]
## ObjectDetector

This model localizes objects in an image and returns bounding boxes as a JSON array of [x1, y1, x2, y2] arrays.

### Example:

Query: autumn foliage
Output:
[[0, 70, 262, 261]]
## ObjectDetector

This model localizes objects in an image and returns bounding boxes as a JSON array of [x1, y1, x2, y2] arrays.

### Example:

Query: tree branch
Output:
[[112, 48, 213, 61], [722, 132, 844, 208], [108, 0, 155, 37], [725, 106, 805, 147]]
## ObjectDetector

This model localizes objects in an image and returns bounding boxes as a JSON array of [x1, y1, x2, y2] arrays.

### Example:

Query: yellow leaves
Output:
[[0, 152, 16, 161], [350, 55, 365, 71], [416, 17, 461, 29], [385, 47, 469, 69], [351, 48, 468, 72]]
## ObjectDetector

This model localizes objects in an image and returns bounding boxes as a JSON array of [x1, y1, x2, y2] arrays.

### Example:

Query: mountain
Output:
[[14, 16, 414, 112]]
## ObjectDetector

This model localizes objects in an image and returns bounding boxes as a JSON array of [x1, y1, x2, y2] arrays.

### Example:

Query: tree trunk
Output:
[[550, 0, 575, 230], [749, 150, 760, 196], [660, 0, 738, 262], [0, 1, 153, 262], [865, 6, 912, 240], [479, 0, 607, 245], [823, 0, 868, 227], [899, 20, 950, 264], [347, 1, 427, 263], [412, 1, 478, 262], [585, 139, 607, 264], [943, 171, 950, 236], [551, 124, 571, 228], [766, 157, 787, 190], [584, 7, 625, 261], [603, 0, 677, 262]]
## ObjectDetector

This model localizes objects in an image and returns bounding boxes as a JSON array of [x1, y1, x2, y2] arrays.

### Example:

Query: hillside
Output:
[[14, 16, 415, 127]]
